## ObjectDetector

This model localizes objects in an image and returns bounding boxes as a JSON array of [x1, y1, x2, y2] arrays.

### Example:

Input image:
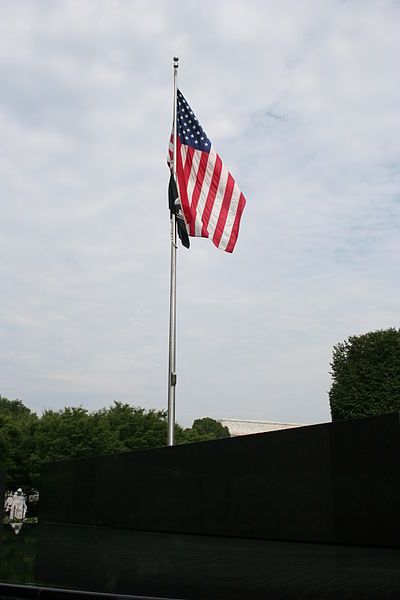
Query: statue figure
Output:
[[9, 488, 27, 521], [4, 492, 14, 518]]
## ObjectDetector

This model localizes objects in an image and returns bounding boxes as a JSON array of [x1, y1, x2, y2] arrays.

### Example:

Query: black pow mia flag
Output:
[[168, 171, 190, 249]]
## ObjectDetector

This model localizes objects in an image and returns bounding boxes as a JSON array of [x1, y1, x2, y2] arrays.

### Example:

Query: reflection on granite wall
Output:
[[35, 523, 400, 599], [41, 412, 400, 547], [0, 524, 36, 585]]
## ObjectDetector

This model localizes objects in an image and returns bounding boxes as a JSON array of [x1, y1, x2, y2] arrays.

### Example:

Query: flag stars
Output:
[[176, 91, 211, 151]]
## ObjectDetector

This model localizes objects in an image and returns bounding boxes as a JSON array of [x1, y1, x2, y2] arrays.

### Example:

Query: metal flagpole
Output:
[[167, 56, 179, 446]]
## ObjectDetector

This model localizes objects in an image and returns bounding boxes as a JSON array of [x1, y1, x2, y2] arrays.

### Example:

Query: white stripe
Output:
[[193, 151, 217, 237], [206, 164, 229, 239], [218, 182, 241, 250]]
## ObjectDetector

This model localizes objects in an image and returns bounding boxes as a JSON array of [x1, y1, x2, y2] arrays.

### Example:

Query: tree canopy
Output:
[[188, 417, 230, 441], [0, 396, 229, 488], [329, 328, 400, 421]]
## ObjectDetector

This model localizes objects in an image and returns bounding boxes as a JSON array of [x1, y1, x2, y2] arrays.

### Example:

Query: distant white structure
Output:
[[218, 418, 306, 437]]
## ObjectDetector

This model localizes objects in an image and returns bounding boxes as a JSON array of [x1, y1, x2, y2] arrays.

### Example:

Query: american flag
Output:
[[169, 90, 246, 253]]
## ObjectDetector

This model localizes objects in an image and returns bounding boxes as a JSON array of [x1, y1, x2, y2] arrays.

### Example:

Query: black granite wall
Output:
[[40, 412, 400, 547]]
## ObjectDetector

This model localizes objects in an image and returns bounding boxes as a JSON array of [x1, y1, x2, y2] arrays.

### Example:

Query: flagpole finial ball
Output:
[[173, 56, 179, 64]]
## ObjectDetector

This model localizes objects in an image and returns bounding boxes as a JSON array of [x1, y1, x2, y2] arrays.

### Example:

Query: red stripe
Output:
[[183, 146, 195, 192], [175, 139, 192, 225], [225, 192, 246, 253], [189, 152, 209, 236], [212, 173, 235, 248], [168, 134, 174, 165], [200, 154, 222, 237]]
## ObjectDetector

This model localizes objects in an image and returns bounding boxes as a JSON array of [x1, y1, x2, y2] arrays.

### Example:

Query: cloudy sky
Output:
[[1, 0, 399, 427]]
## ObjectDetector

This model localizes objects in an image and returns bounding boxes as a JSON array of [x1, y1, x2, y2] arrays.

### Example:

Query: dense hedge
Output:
[[329, 328, 400, 421]]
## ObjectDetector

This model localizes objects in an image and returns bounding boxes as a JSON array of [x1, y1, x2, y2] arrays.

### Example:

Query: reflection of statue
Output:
[[10, 522, 23, 535], [9, 488, 27, 521]]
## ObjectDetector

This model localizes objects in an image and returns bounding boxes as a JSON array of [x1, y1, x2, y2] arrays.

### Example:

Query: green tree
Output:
[[0, 396, 38, 488], [329, 328, 400, 421], [183, 417, 230, 442], [36, 406, 98, 463], [94, 402, 170, 451], [0, 396, 32, 418]]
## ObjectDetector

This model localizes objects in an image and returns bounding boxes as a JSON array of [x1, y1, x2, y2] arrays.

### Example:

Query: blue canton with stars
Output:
[[177, 89, 211, 153]]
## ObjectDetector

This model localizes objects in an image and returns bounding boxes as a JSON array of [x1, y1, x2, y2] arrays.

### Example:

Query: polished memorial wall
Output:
[[41, 412, 400, 547], [34, 523, 400, 599], [2, 415, 400, 598], [0, 523, 399, 599]]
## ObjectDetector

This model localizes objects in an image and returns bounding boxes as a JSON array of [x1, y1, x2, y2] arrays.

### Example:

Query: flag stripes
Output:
[[168, 90, 246, 253]]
